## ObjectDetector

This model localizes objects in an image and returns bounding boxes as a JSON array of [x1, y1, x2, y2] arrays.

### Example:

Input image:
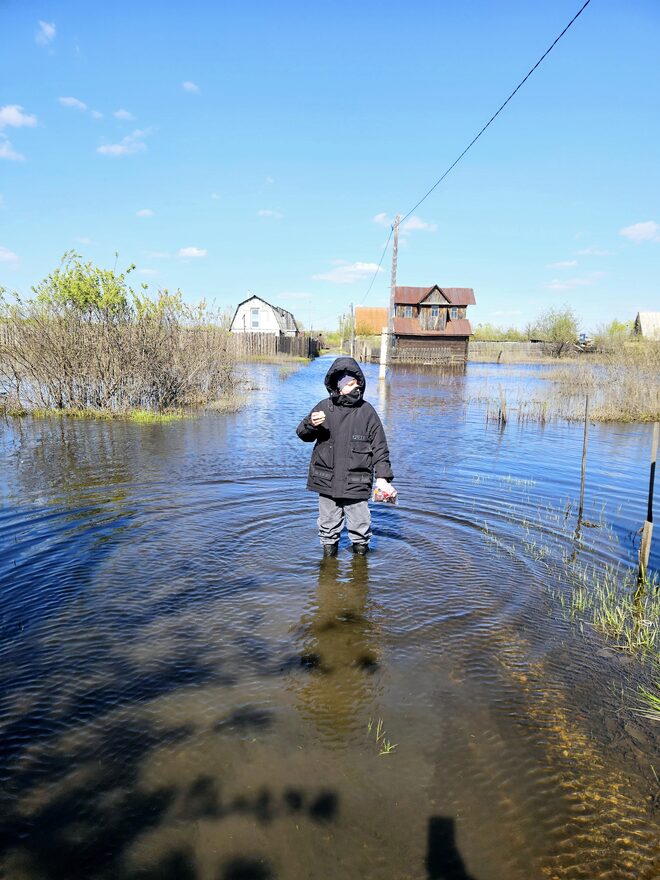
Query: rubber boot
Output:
[[322, 543, 339, 557], [351, 543, 369, 555]]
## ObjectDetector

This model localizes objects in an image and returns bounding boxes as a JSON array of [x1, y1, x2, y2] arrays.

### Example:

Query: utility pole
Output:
[[350, 303, 355, 359], [380, 214, 400, 379], [388, 214, 400, 335]]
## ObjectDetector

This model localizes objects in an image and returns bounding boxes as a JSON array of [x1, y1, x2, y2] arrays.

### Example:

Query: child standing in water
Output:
[[296, 357, 395, 556]]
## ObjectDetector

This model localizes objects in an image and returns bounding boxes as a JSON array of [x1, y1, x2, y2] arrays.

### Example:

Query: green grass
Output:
[[367, 717, 398, 756], [7, 405, 186, 423], [243, 354, 311, 364], [636, 678, 660, 721], [565, 564, 660, 657]]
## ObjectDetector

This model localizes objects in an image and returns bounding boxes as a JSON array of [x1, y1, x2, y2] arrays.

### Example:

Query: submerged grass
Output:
[[636, 678, 660, 722], [367, 717, 398, 756], [563, 564, 660, 657]]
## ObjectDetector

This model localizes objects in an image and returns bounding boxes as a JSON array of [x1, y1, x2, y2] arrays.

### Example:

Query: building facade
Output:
[[392, 285, 475, 363], [230, 295, 299, 337]]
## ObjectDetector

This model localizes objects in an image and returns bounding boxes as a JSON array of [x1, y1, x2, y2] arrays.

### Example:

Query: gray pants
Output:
[[318, 495, 372, 546]]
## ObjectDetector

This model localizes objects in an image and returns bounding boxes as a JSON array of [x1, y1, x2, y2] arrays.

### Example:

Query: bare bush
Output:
[[545, 342, 660, 421], [0, 253, 235, 413]]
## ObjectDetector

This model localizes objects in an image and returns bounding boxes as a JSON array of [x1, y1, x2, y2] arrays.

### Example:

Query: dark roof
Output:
[[394, 285, 475, 306], [393, 317, 473, 337], [231, 294, 299, 333]]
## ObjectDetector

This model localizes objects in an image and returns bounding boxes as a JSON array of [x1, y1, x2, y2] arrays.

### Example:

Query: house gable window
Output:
[[450, 307, 458, 320], [404, 305, 413, 318], [431, 305, 439, 318], [251, 307, 260, 328]]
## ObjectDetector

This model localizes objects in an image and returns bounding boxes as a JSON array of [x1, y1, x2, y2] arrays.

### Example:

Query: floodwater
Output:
[[1, 356, 658, 880]]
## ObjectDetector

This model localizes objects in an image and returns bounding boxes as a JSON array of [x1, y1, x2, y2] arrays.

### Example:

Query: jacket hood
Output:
[[324, 357, 366, 395]]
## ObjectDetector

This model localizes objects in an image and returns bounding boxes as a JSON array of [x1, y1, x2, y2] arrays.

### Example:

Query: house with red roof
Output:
[[392, 285, 475, 363]]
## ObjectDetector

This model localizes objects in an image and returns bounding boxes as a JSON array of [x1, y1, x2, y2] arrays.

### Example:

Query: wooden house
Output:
[[392, 285, 475, 363], [354, 306, 389, 335], [230, 294, 299, 337], [634, 311, 660, 340]]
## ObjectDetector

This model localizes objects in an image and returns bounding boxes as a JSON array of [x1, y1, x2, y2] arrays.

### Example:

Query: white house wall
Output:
[[231, 301, 282, 334]]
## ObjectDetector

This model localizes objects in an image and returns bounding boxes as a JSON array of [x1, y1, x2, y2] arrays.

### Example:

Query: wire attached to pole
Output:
[[362, 0, 593, 303]]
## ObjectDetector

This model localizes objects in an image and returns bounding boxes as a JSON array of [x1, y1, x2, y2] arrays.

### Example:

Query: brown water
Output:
[[1, 358, 658, 880]]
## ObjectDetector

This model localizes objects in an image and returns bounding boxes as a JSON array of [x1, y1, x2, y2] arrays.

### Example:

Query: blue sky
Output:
[[1, 0, 658, 331]]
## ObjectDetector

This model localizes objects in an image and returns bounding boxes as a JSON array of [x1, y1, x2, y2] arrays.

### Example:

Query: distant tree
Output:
[[33, 250, 134, 320], [531, 306, 580, 357], [591, 318, 633, 349], [472, 322, 527, 342]]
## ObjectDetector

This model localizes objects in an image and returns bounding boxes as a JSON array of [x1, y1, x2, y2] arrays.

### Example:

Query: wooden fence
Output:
[[226, 332, 319, 360]]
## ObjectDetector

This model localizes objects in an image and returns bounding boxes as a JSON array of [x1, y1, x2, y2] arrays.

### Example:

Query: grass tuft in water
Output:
[[367, 717, 398, 756], [636, 678, 660, 722], [566, 564, 660, 657], [23, 406, 186, 423]]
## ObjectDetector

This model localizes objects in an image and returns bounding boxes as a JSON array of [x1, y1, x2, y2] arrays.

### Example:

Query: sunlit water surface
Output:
[[1, 357, 658, 880]]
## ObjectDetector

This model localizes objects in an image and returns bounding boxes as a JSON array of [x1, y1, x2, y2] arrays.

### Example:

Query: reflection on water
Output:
[[1, 357, 659, 879], [293, 555, 380, 741]]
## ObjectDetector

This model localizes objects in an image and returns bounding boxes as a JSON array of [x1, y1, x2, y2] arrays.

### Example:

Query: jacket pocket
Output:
[[348, 440, 372, 473], [312, 466, 333, 487], [312, 440, 334, 470]]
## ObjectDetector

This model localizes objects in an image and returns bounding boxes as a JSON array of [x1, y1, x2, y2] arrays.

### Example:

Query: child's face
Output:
[[339, 377, 359, 395]]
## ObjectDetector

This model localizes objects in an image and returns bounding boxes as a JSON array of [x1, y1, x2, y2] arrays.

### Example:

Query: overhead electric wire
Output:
[[362, 0, 592, 303], [362, 227, 394, 303]]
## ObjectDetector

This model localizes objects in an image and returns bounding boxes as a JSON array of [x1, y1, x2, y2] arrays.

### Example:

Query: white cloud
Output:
[[265, 176, 275, 185], [0, 105, 38, 129], [138, 268, 158, 276], [36, 20, 56, 46], [619, 220, 660, 243], [372, 212, 436, 233], [544, 272, 606, 292], [546, 260, 577, 269], [576, 246, 611, 256], [59, 96, 88, 112], [178, 246, 207, 258], [313, 261, 384, 284], [0, 136, 25, 161], [211, 192, 220, 200], [113, 109, 135, 120], [0, 245, 19, 265], [136, 208, 154, 217], [182, 81, 200, 93], [257, 209, 284, 219], [77, 236, 92, 245], [403, 215, 437, 232], [90, 110, 103, 120], [97, 129, 148, 157]]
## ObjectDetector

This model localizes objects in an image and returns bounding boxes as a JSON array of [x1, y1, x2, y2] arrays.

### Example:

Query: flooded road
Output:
[[1, 357, 658, 880]]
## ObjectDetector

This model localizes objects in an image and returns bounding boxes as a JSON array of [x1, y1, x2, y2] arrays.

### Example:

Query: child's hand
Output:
[[310, 411, 326, 427], [376, 478, 396, 497]]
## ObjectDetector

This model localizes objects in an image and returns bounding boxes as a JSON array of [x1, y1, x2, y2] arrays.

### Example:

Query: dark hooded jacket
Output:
[[296, 357, 394, 500]]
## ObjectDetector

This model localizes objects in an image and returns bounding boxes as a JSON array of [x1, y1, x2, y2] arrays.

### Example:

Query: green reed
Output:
[[367, 717, 398, 756]]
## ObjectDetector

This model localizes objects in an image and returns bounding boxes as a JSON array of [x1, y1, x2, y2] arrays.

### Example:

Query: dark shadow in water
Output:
[[292, 554, 380, 738], [131, 847, 198, 880], [426, 817, 477, 880], [177, 776, 339, 828], [213, 706, 273, 734], [221, 857, 274, 880], [0, 653, 221, 773], [0, 717, 191, 880]]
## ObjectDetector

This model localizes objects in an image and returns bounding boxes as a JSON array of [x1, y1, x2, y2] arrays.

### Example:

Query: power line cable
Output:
[[362, 227, 394, 303], [362, 0, 592, 303]]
